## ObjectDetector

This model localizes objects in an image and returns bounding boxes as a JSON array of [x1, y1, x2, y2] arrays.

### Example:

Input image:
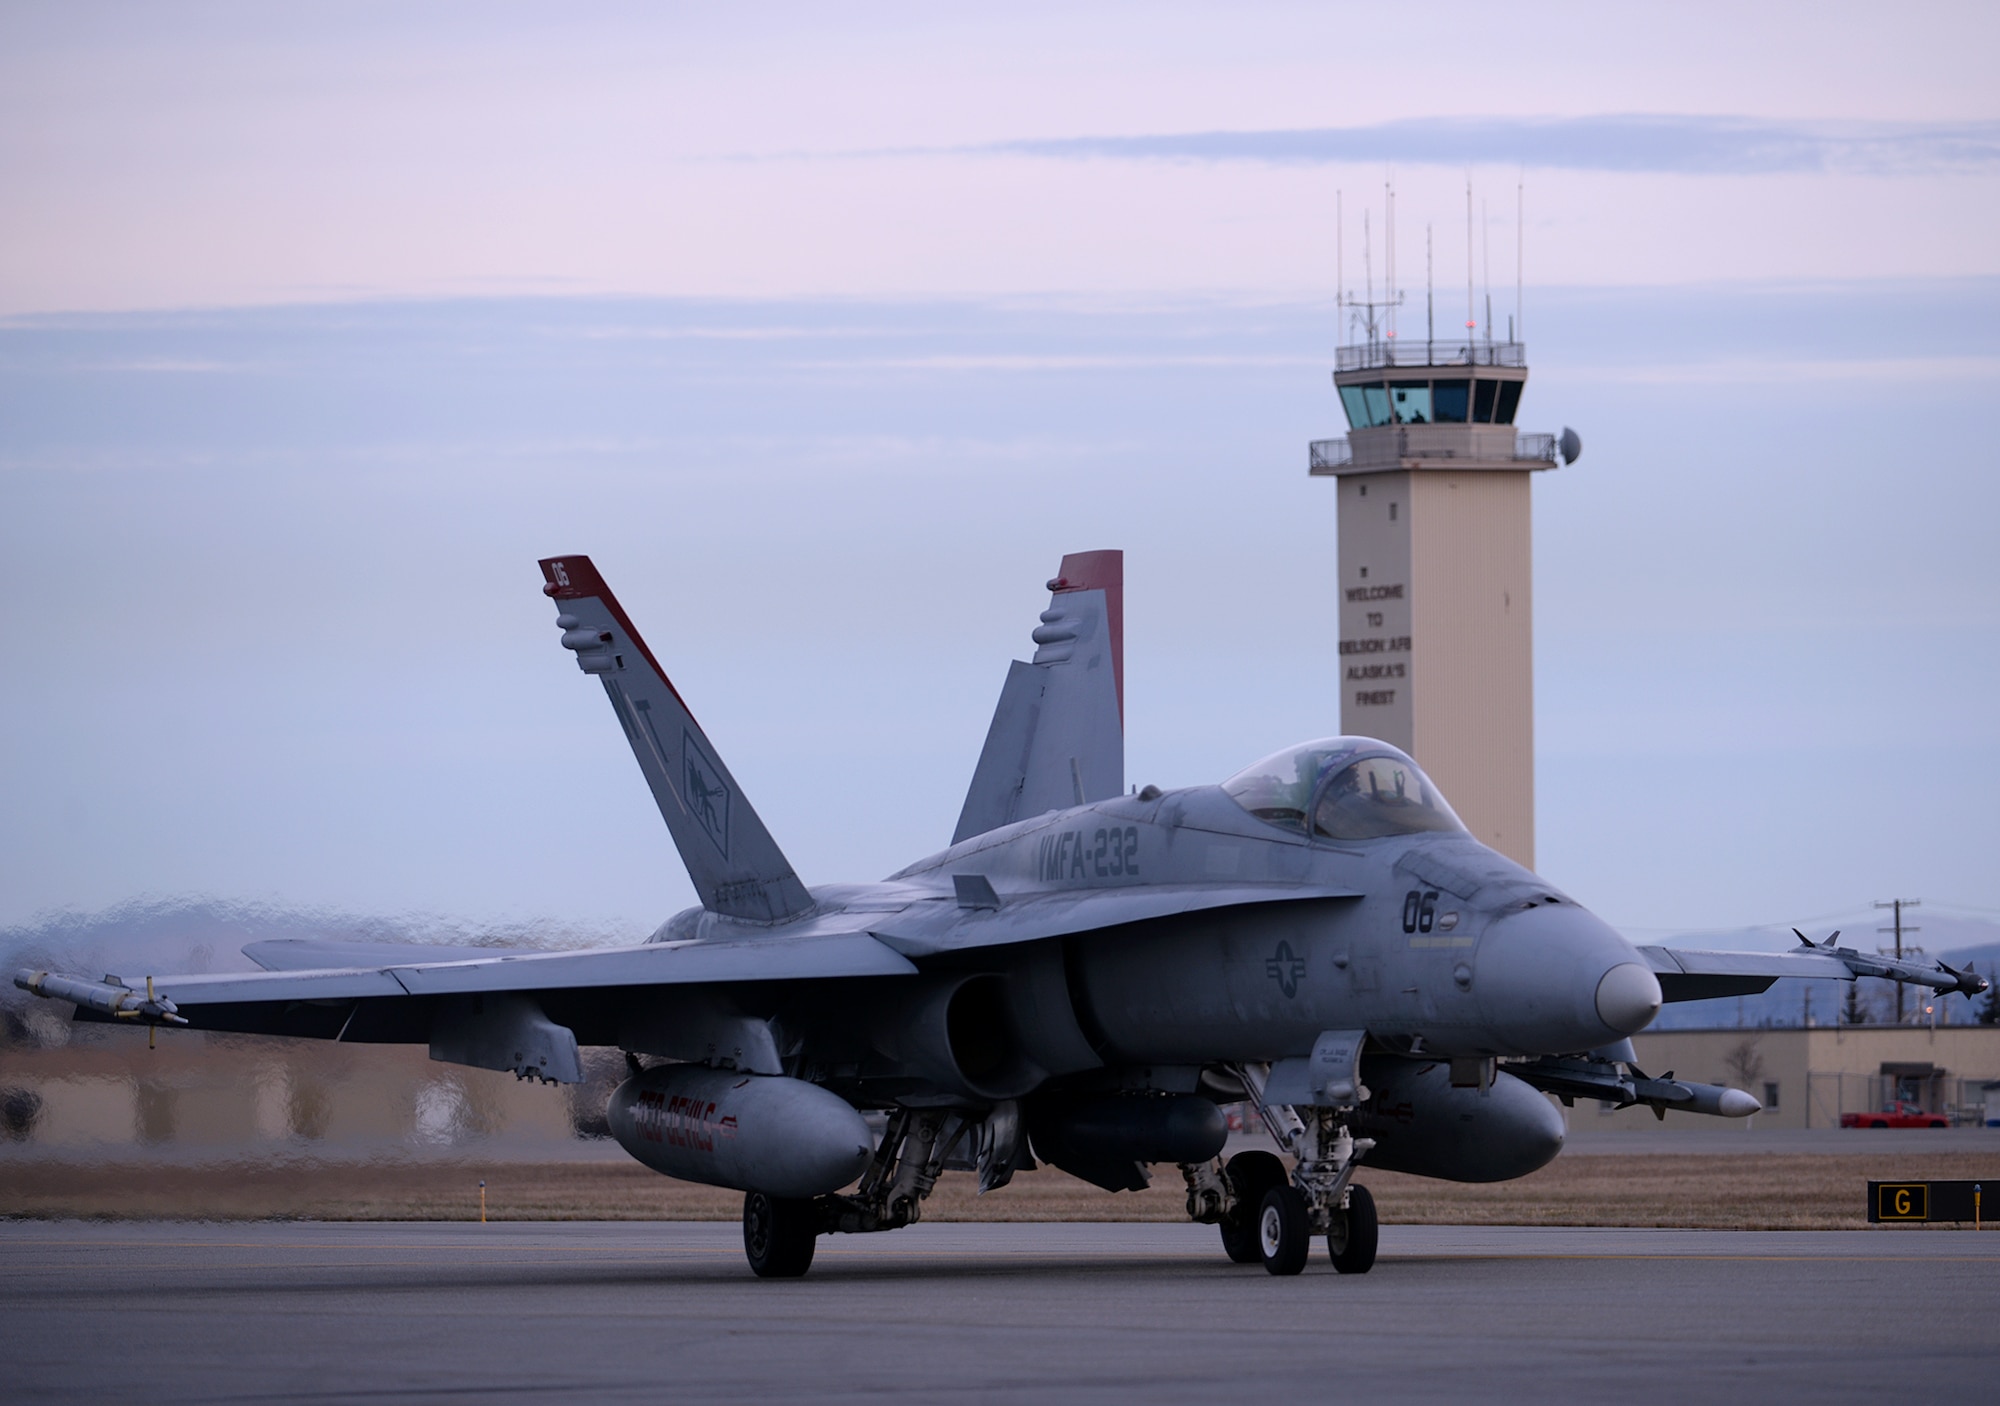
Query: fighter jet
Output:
[[16, 552, 1986, 1278]]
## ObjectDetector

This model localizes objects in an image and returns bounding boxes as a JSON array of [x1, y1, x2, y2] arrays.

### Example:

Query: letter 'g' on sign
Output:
[[1878, 1183, 1929, 1220]]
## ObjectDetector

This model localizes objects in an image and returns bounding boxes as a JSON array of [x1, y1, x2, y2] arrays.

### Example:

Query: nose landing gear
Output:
[[1212, 1149, 1287, 1264], [1181, 1061, 1380, 1277], [1258, 1185, 1313, 1275], [1325, 1181, 1378, 1274]]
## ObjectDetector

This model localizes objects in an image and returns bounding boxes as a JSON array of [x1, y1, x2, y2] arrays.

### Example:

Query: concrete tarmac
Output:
[[3, 1220, 1996, 1404]]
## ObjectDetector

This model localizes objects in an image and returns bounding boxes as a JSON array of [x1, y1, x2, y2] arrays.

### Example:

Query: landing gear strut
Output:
[[1182, 1062, 1378, 1277], [818, 1107, 961, 1236], [739, 1106, 1010, 1276]]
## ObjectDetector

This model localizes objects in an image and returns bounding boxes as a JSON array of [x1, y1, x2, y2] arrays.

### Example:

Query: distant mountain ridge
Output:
[[0, 898, 632, 995]]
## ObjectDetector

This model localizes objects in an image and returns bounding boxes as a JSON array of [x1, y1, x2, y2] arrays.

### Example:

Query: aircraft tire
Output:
[[1220, 1151, 1286, 1264], [1326, 1183, 1378, 1275], [743, 1191, 818, 1278], [1258, 1186, 1311, 1276]]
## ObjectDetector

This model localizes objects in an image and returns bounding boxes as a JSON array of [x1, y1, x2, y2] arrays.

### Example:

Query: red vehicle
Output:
[[1841, 1101, 1949, 1129]]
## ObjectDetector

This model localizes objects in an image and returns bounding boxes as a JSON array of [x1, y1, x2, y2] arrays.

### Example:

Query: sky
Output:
[[1, 2, 1996, 952]]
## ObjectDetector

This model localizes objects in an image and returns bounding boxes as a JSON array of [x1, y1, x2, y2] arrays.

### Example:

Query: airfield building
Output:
[[1618, 1024, 2000, 1131], [1310, 331, 1576, 870]]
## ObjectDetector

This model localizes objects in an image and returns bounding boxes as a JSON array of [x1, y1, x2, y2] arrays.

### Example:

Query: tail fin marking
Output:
[[540, 555, 813, 924]]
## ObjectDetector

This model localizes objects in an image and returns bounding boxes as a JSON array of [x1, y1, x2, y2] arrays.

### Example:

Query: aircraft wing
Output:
[[244, 938, 519, 971], [1638, 942, 1987, 1003], [14, 930, 917, 1037], [871, 882, 1361, 958]]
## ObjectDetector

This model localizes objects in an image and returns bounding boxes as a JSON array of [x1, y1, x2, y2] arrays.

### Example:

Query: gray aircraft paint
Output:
[[954, 549, 1124, 843], [544, 555, 813, 925], [14, 551, 1985, 1208]]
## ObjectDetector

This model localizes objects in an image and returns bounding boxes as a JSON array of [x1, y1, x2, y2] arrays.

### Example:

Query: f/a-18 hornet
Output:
[[17, 552, 1986, 1277]]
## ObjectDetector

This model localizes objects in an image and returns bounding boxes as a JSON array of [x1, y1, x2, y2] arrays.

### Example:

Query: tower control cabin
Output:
[[1309, 336, 1578, 871]]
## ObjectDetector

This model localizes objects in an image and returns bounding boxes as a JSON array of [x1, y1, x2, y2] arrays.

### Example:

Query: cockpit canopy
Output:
[[1221, 737, 1466, 842]]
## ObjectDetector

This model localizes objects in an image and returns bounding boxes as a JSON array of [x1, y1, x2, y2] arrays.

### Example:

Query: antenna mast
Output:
[[1465, 180, 1475, 345], [1340, 192, 1405, 354], [1482, 196, 1492, 349], [1362, 209, 1375, 348], [1385, 180, 1396, 341], [1336, 189, 1344, 343], [1516, 178, 1525, 344], [1426, 223, 1434, 361]]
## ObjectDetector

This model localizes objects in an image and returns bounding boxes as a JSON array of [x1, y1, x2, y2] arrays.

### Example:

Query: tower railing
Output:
[[1308, 431, 1556, 474], [1335, 341, 1526, 372], [1309, 439, 1354, 473]]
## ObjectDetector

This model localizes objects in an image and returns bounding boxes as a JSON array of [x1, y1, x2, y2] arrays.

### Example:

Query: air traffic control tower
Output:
[[1309, 320, 1578, 870]]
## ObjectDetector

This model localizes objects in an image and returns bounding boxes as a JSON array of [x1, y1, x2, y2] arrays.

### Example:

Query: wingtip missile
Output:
[[14, 968, 188, 1025], [1936, 959, 1989, 1000]]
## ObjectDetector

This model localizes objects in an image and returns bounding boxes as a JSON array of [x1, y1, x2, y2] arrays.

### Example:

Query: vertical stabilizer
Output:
[[540, 556, 814, 924], [952, 550, 1124, 844]]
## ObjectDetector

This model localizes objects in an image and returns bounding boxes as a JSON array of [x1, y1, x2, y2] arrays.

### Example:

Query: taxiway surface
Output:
[[3, 1220, 1994, 1403]]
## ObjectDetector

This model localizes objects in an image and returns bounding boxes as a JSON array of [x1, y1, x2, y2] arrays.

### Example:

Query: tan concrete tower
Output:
[[1309, 329, 1576, 870]]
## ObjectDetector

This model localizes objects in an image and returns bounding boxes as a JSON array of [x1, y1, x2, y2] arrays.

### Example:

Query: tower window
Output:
[[1493, 381, 1524, 425], [1390, 382, 1432, 424], [1432, 380, 1470, 423], [1341, 384, 1394, 427], [1339, 385, 1369, 429], [1473, 379, 1498, 422]]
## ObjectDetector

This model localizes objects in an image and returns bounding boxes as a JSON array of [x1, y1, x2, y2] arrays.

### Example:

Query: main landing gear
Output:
[[743, 1106, 1013, 1278], [743, 1191, 818, 1278]]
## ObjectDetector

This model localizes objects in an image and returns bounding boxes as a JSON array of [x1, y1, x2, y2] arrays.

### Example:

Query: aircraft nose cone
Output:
[[1476, 903, 1656, 1054], [1595, 962, 1663, 1036]]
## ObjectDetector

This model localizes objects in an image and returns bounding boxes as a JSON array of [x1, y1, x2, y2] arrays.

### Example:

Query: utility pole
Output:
[[1875, 899, 1922, 1025]]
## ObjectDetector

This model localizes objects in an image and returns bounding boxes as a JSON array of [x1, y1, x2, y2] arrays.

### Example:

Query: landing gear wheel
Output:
[[743, 1191, 818, 1278], [1219, 1151, 1287, 1264], [1258, 1185, 1312, 1276], [1326, 1183, 1378, 1275]]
